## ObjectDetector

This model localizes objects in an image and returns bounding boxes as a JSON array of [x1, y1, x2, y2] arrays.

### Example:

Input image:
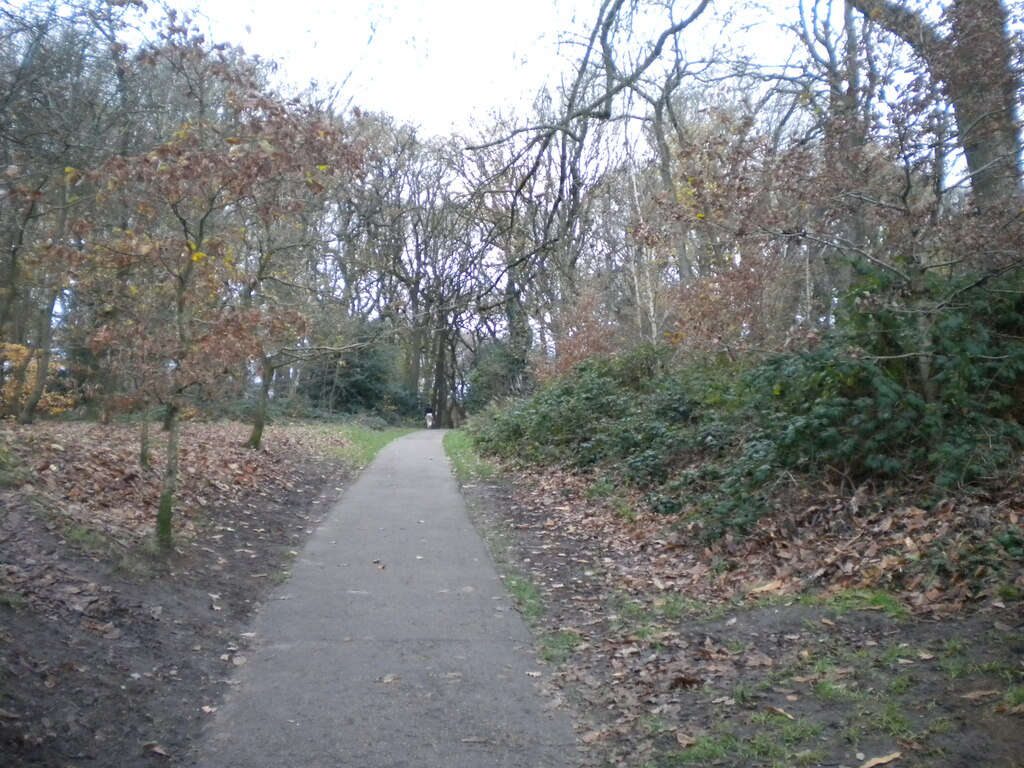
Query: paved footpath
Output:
[[191, 430, 579, 768]]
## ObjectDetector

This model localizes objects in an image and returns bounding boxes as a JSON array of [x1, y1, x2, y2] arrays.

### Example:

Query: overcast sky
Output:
[[183, 0, 585, 136]]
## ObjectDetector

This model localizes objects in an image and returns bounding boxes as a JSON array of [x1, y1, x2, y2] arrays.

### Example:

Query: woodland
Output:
[[1, 0, 1023, 765]]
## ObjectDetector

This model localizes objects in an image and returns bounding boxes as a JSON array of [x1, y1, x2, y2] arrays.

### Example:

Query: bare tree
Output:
[[846, 0, 1022, 210]]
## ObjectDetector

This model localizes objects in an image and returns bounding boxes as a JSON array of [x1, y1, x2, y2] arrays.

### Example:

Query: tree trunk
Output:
[[847, 0, 1023, 210], [4, 346, 33, 418], [246, 354, 273, 449], [430, 326, 449, 428], [156, 402, 180, 551], [139, 410, 152, 469], [17, 288, 59, 424]]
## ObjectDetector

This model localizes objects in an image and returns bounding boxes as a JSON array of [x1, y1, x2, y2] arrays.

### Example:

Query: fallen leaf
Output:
[[859, 752, 901, 768], [961, 690, 999, 700], [675, 731, 697, 747], [763, 706, 795, 720], [744, 651, 774, 668], [750, 579, 783, 594], [669, 675, 704, 689], [142, 742, 170, 757], [377, 673, 398, 684]]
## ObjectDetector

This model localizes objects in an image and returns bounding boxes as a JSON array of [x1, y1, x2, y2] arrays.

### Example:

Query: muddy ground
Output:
[[0, 422, 353, 767]]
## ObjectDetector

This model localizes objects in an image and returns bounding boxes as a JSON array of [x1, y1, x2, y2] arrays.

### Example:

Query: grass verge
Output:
[[306, 422, 416, 467], [443, 429, 496, 483]]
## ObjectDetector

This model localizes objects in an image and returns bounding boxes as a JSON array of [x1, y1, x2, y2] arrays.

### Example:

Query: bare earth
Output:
[[0, 421, 352, 766]]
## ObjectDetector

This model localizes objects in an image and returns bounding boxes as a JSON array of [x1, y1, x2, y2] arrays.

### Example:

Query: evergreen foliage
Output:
[[298, 321, 418, 420], [469, 273, 1024, 536], [755, 271, 1024, 488], [464, 340, 532, 413]]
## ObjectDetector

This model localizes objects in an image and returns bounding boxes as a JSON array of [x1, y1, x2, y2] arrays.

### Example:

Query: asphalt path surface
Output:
[[191, 429, 579, 768]]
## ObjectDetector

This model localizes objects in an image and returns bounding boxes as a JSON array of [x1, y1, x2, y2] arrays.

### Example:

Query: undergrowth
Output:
[[468, 273, 1024, 540]]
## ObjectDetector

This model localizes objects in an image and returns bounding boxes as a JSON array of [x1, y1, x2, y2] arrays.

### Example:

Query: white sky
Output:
[[185, 0, 586, 136]]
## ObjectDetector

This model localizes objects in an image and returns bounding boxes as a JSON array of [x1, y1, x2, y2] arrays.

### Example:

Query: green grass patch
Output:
[[731, 682, 761, 708], [307, 422, 415, 467], [776, 717, 825, 746], [889, 672, 915, 694], [505, 575, 544, 622], [654, 593, 714, 621], [667, 713, 825, 767], [0, 441, 25, 488], [940, 656, 970, 680], [867, 701, 913, 738], [1002, 685, 1024, 707], [996, 584, 1021, 601], [805, 588, 909, 619], [64, 525, 109, 551], [584, 476, 617, 500], [0, 591, 26, 609], [538, 629, 583, 664], [812, 679, 866, 703], [443, 429, 496, 483], [670, 733, 743, 764], [943, 637, 969, 655], [111, 553, 154, 579]]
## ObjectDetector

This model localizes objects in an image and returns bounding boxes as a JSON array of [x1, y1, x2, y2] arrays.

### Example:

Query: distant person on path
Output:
[[425, 410, 434, 429]]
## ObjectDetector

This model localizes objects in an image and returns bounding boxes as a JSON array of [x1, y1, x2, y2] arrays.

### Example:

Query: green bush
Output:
[[751, 273, 1024, 488], [469, 346, 699, 476], [469, 270, 1024, 538], [464, 339, 532, 413]]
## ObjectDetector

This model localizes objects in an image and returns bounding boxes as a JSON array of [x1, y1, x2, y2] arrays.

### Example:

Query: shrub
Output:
[[470, 269, 1024, 538], [469, 347, 741, 492], [751, 273, 1024, 488]]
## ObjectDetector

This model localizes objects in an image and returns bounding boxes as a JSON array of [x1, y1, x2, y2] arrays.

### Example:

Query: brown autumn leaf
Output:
[[669, 675, 704, 690], [744, 651, 774, 668], [859, 752, 901, 768], [675, 731, 697, 747], [142, 742, 170, 757]]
